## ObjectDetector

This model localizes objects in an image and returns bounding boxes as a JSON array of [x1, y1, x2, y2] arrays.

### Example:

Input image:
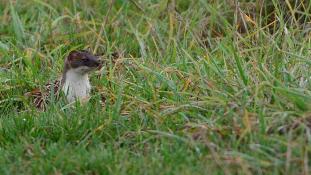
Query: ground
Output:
[[0, 0, 310, 174]]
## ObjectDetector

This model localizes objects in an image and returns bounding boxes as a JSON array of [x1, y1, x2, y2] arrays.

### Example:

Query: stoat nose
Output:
[[95, 59, 103, 69], [96, 59, 103, 66]]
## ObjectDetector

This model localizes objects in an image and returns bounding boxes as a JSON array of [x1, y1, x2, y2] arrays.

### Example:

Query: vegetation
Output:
[[0, 0, 310, 174]]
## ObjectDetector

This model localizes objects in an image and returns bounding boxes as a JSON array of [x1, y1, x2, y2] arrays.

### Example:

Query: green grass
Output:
[[1, 0, 311, 174]]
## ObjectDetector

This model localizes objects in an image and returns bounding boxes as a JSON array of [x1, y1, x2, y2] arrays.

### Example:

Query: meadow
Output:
[[0, 0, 310, 174]]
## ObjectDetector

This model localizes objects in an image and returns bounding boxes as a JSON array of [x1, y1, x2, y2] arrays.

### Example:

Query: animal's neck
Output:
[[64, 70, 89, 83], [62, 69, 91, 103]]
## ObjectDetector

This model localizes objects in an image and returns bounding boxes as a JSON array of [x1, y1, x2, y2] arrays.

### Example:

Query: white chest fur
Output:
[[62, 69, 91, 103]]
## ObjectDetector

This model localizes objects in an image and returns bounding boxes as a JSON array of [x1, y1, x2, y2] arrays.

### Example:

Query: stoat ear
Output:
[[68, 50, 80, 61]]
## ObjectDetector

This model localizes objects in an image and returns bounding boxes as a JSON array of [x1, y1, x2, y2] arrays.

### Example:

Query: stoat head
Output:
[[65, 50, 101, 74]]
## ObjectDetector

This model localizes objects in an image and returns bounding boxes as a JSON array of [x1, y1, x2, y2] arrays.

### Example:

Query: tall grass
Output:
[[0, 0, 310, 174]]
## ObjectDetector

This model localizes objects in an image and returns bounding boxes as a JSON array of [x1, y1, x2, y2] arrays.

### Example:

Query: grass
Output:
[[0, 0, 311, 174]]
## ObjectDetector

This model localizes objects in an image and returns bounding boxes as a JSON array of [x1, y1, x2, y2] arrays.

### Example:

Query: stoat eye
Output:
[[81, 57, 88, 61]]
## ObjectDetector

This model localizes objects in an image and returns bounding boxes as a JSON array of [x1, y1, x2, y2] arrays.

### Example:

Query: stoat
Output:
[[26, 50, 101, 109]]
